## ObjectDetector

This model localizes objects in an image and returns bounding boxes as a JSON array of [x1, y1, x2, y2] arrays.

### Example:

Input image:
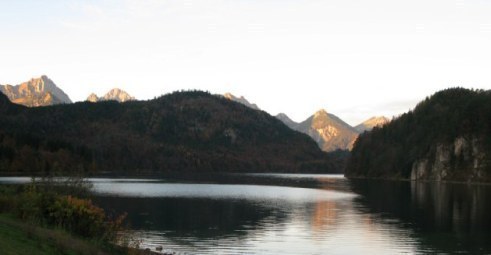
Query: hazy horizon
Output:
[[2, 0, 491, 125]]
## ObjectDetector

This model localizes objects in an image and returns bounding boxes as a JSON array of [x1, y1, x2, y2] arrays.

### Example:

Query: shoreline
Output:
[[345, 175, 491, 186], [0, 213, 161, 255]]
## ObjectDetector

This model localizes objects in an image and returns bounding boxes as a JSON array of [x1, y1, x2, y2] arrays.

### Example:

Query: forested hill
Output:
[[0, 90, 342, 174], [346, 88, 491, 182]]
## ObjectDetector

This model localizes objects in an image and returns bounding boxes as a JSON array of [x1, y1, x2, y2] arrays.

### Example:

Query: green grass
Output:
[[0, 214, 111, 255], [0, 214, 158, 255]]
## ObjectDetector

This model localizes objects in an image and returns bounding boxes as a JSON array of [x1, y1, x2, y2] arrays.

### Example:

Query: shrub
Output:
[[47, 195, 126, 241], [0, 181, 125, 242]]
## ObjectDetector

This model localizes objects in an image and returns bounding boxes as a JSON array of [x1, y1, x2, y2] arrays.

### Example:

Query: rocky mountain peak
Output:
[[311, 109, 335, 129], [295, 110, 359, 152], [103, 88, 135, 102], [0, 75, 72, 107], [86, 93, 99, 103], [314, 108, 328, 115], [355, 116, 389, 132], [87, 88, 135, 103]]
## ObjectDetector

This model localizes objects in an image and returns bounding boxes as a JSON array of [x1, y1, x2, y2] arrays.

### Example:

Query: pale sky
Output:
[[1, 0, 491, 125]]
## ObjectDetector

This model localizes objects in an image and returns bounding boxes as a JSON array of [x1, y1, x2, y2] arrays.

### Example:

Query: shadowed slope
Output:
[[0, 91, 341, 174]]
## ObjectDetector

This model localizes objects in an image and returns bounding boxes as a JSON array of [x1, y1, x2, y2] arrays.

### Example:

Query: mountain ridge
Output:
[[275, 113, 298, 129], [0, 76, 386, 154], [223, 93, 260, 110], [0, 90, 342, 174], [354, 116, 389, 132], [221, 94, 380, 152], [0, 76, 72, 107], [87, 88, 135, 103], [295, 109, 359, 152]]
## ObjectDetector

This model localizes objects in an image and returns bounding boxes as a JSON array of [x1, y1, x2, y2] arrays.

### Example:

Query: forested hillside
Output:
[[0, 91, 342, 175], [346, 88, 491, 182]]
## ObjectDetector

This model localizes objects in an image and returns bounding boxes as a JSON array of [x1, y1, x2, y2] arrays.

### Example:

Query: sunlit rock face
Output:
[[0, 75, 72, 107], [295, 109, 359, 152], [354, 116, 389, 133], [223, 93, 368, 152], [87, 88, 135, 103], [86, 93, 99, 103], [275, 110, 361, 152]]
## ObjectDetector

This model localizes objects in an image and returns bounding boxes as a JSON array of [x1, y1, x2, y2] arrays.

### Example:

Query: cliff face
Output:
[[346, 88, 491, 183], [86, 88, 135, 103], [0, 76, 72, 106], [295, 109, 359, 152], [410, 136, 488, 182]]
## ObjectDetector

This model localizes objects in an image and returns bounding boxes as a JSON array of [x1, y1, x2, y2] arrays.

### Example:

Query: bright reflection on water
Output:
[[1, 175, 490, 254], [92, 180, 417, 254], [93, 182, 355, 202]]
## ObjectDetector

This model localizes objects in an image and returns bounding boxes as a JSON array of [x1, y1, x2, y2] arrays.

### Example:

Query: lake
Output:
[[1, 174, 490, 254]]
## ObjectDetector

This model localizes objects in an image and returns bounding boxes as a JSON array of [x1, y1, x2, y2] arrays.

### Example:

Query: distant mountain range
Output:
[[224, 93, 389, 152], [0, 90, 341, 174], [0, 78, 387, 154], [0, 75, 72, 107], [284, 112, 388, 152], [87, 88, 135, 103], [0, 76, 135, 107]]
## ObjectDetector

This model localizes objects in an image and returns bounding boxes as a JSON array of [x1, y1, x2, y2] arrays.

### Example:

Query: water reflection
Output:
[[349, 179, 491, 254], [311, 200, 337, 234], [95, 197, 286, 238], [92, 182, 355, 201], [90, 177, 422, 254], [410, 181, 491, 232], [1, 175, 490, 254]]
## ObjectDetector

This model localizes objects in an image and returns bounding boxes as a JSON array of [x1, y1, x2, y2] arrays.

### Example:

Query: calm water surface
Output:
[[1, 174, 490, 254]]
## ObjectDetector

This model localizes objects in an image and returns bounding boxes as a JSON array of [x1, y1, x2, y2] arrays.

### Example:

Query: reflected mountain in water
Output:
[[349, 179, 491, 254], [94, 196, 288, 238], [2, 175, 490, 254], [88, 176, 427, 254]]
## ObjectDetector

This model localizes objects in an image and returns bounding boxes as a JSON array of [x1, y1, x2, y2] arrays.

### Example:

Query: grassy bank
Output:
[[0, 213, 161, 255], [0, 178, 158, 255], [0, 213, 113, 255]]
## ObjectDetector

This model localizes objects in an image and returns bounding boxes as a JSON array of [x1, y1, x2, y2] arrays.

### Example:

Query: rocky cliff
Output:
[[354, 116, 389, 133], [0, 76, 72, 107], [87, 88, 135, 103], [346, 88, 491, 183], [295, 109, 359, 152], [410, 136, 488, 182]]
